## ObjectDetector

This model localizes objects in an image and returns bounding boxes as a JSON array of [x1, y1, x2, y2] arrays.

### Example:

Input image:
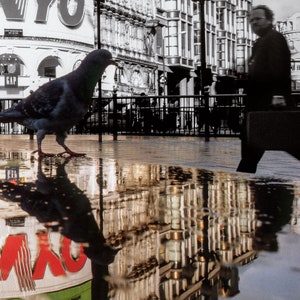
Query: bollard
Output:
[[204, 90, 210, 142], [112, 89, 118, 141]]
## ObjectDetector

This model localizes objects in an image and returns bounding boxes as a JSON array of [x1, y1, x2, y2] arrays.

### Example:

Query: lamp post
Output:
[[96, 0, 102, 142], [194, 0, 210, 141]]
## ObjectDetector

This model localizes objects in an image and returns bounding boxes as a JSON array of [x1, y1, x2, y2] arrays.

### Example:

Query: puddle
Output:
[[0, 152, 299, 299]]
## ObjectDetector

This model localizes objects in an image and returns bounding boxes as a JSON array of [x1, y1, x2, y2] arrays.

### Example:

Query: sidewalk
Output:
[[98, 135, 241, 172], [0, 135, 299, 181], [76, 135, 300, 181]]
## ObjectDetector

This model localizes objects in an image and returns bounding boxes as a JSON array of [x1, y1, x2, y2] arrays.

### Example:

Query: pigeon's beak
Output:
[[110, 59, 118, 67]]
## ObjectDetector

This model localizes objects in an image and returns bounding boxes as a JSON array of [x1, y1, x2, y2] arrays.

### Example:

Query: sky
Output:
[[252, 0, 299, 21]]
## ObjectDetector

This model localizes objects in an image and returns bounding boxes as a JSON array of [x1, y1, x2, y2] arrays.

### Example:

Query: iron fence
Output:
[[84, 93, 246, 137], [0, 92, 299, 137]]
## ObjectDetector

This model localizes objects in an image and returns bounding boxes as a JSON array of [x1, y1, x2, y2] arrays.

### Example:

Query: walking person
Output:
[[237, 5, 295, 173]]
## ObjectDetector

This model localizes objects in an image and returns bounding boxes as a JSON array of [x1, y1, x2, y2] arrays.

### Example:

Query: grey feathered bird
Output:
[[0, 49, 115, 157]]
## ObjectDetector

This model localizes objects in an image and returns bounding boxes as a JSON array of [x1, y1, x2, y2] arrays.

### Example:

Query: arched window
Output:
[[0, 54, 24, 75], [38, 56, 62, 78], [73, 59, 82, 70]]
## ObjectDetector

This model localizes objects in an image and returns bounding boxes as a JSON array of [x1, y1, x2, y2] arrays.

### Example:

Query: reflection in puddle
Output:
[[0, 152, 298, 299]]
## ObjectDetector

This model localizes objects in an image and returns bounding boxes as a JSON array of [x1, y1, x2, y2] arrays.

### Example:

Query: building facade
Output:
[[155, 0, 195, 96], [0, 0, 98, 100], [0, 0, 256, 100], [154, 0, 254, 96], [8, 1, 300, 100], [192, 0, 253, 93], [277, 13, 300, 91], [99, 0, 158, 96]]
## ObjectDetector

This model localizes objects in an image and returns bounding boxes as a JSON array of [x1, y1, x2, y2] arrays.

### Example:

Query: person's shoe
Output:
[[236, 160, 257, 173]]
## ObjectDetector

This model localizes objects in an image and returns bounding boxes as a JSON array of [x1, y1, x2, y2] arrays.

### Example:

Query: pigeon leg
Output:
[[33, 130, 56, 157], [56, 133, 86, 157]]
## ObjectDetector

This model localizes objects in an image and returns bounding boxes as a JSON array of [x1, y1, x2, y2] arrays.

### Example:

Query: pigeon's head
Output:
[[83, 49, 116, 69], [74, 49, 116, 92]]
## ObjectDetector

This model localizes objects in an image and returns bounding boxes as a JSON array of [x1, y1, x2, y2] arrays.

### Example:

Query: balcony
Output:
[[166, 56, 194, 68]]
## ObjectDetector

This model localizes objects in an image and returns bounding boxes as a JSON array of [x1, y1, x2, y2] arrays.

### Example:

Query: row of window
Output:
[[0, 54, 63, 78]]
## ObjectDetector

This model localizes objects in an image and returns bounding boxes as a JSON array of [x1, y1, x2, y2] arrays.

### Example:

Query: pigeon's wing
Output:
[[16, 79, 66, 118]]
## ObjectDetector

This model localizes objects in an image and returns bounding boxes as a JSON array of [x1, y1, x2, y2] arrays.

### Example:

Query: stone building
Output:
[[0, 0, 259, 100], [193, 0, 253, 90], [154, 0, 195, 96], [0, 0, 97, 100], [99, 0, 158, 96], [277, 13, 300, 90]]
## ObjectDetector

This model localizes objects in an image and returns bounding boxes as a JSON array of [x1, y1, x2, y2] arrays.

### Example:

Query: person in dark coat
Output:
[[237, 5, 295, 173]]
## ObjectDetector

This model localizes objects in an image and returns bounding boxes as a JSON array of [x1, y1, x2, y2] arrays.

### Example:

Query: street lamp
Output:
[[192, 0, 207, 93], [96, 0, 101, 50], [96, 0, 102, 142], [193, 0, 210, 141]]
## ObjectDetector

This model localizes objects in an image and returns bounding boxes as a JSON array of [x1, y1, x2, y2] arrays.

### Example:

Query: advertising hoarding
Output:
[[0, 0, 94, 46]]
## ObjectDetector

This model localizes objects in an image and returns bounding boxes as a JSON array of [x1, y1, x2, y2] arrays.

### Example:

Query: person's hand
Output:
[[271, 95, 286, 107]]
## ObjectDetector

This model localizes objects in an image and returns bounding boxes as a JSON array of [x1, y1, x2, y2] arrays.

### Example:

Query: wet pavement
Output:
[[0, 135, 300, 299]]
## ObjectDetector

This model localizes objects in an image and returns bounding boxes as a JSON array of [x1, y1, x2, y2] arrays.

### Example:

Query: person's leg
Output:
[[237, 139, 264, 173], [287, 151, 300, 161], [236, 110, 264, 173]]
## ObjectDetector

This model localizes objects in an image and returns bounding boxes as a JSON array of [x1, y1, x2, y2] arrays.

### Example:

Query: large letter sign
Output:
[[35, 0, 55, 23], [0, 0, 27, 20], [58, 0, 85, 27], [0, 0, 85, 27]]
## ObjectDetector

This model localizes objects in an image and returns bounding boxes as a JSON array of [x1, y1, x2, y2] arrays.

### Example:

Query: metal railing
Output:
[[0, 92, 299, 138], [84, 93, 246, 138]]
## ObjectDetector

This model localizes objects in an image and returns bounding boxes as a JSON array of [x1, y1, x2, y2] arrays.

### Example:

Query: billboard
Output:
[[0, 0, 94, 46]]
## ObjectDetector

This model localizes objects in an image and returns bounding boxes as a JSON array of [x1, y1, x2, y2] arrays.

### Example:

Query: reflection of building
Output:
[[277, 13, 300, 90], [102, 163, 259, 299]]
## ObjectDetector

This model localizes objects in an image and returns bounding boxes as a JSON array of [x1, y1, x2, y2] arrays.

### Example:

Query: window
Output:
[[194, 29, 201, 43], [38, 56, 61, 78], [193, 2, 199, 15], [0, 54, 23, 75], [156, 26, 163, 55], [181, 22, 186, 56], [187, 0, 191, 15], [188, 24, 192, 55], [182, 33, 186, 56], [181, 0, 185, 12], [44, 67, 56, 78]]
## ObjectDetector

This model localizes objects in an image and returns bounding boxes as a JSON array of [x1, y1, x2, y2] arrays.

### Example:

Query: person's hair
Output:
[[252, 5, 274, 22]]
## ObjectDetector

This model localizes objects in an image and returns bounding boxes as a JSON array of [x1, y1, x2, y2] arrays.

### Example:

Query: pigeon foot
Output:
[[32, 150, 56, 158], [58, 150, 86, 157]]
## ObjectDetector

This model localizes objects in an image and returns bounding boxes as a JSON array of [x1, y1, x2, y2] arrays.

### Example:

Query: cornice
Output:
[[0, 36, 94, 49]]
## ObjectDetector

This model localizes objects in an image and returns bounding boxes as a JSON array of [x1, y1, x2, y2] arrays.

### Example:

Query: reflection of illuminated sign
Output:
[[0, 232, 90, 297], [5, 166, 19, 181], [0, 0, 85, 27]]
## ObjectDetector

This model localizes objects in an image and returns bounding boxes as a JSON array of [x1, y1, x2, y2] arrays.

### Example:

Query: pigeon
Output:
[[0, 49, 116, 157]]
